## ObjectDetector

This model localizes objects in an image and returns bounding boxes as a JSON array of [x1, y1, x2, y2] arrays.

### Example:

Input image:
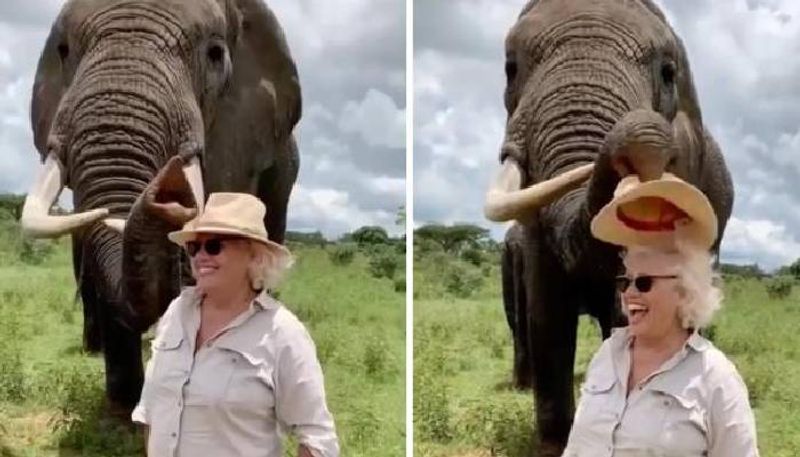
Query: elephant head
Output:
[[20, 0, 301, 412], [485, 0, 733, 271]]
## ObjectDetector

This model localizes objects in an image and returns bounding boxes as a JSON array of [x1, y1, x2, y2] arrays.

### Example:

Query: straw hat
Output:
[[590, 173, 718, 249], [168, 192, 291, 262]]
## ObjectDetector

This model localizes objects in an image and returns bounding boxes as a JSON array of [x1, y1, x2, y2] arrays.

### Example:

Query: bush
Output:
[[461, 247, 484, 266], [19, 239, 53, 265], [414, 369, 452, 442], [458, 395, 535, 456], [368, 250, 400, 280], [51, 363, 142, 455], [765, 276, 793, 300], [363, 337, 389, 380], [328, 244, 357, 266], [393, 276, 406, 293], [444, 263, 483, 298], [0, 350, 27, 402]]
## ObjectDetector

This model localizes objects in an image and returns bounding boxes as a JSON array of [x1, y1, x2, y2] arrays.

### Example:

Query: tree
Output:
[[719, 263, 765, 279], [0, 194, 25, 220], [350, 226, 390, 246], [285, 230, 326, 246], [414, 223, 490, 254]]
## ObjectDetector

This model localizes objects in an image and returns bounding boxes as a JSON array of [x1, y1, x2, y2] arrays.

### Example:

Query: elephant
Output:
[[483, 1, 733, 455], [20, 0, 301, 417]]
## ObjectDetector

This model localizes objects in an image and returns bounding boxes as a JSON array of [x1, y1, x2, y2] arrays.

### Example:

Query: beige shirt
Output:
[[563, 327, 758, 457], [132, 287, 339, 457]]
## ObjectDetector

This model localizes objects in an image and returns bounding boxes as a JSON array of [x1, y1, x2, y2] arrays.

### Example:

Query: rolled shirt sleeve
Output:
[[275, 326, 339, 457], [130, 354, 153, 424], [708, 369, 759, 457]]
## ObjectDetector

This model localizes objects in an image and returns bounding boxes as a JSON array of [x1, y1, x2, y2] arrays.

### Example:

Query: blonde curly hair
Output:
[[247, 240, 295, 291], [622, 233, 722, 329]]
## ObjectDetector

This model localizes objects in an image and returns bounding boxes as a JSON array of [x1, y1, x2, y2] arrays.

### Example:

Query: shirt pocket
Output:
[[148, 329, 187, 406], [655, 390, 709, 457], [571, 372, 618, 450], [217, 344, 276, 419]]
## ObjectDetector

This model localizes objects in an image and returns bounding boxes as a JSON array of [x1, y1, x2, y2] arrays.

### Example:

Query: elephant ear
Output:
[[31, 19, 68, 160], [206, 0, 300, 181]]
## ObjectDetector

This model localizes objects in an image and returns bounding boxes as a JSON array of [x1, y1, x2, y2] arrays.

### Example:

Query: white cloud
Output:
[[722, 216, 800, 270], [339, 89, 405, 149], [288, 185, 399, 238]]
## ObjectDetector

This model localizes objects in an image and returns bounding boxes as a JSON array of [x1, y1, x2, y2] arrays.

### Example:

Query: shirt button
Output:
[[171, 432, 177, 438]]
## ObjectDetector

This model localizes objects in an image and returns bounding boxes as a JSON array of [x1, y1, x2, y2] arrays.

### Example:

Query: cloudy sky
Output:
[[0, 0, 405, 238], [414, 0, 800, 271]]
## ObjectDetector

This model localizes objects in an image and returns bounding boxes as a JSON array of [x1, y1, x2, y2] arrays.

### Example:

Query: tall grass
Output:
[[414, 250, 800, 457]]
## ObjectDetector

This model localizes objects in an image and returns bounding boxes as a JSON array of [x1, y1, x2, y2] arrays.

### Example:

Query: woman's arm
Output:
[[275, 326, 339, 457], [708, 369, 759, 457]]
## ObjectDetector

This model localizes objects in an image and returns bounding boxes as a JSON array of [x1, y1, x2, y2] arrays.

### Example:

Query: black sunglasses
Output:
[[186, 237, 240, 257], [615, 275, 678, 293]]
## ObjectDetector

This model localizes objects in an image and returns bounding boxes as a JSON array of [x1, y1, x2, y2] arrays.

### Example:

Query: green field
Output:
[[0, 216, 405, 456], [413, 248, 800, 457]]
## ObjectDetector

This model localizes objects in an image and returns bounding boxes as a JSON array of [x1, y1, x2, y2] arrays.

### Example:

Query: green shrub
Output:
[[414, 370, 451, 442], [368, 250, 400, 280], [19, 239, 53, 265], [444, 263, 483, 298], [51, 363, 142, 455], [458, 396, 535, 456], [363, 337, 389, 380], [461, 247, 484, 266], [765, 276, 793, 300], [328, 243, 357, 266], [0, 350, 26, 402], [393, 276, 406, 293]]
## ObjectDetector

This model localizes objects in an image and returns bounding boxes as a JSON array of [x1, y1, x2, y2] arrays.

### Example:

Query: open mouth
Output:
[[628, 304, 649, 321]]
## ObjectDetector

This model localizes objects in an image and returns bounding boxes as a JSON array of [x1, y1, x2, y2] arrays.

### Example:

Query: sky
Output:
[[414, 0, 800, 271], [0, 0, 406, 239]]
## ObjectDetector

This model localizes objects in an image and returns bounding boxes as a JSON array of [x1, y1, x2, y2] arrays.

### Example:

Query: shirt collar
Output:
[[182, 286, 280, 311], [611, 326, 710, 353]]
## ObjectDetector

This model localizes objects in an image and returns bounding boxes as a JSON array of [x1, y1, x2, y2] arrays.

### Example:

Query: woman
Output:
[[132, 192, 339, 457], [562, 174, 758, 456]]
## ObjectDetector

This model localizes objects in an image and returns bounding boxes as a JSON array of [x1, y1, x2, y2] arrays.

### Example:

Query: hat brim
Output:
[[168, 227, 292, 261], [590, 178, 717, 249]]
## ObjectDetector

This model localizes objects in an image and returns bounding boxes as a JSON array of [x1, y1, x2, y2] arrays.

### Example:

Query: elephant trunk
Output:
[[521, 48, 676, 274], [60, 40, 203, 332]]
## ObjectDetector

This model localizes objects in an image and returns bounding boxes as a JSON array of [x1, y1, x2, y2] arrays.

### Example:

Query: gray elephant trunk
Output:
[[55, 43, 201, 333], [523, 52, 674, 273]]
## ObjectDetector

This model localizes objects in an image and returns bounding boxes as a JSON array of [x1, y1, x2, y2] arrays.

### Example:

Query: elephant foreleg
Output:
[[502, 223, 533, 389], [527, 238, 579, 457], [101, 311, 144, 417]]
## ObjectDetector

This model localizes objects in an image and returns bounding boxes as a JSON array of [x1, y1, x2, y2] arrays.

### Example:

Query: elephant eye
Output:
[[661, 61, 676, 86], [57, 43, 69, 61], [207, 44, 225, 64], [505, 59, 518, 85]]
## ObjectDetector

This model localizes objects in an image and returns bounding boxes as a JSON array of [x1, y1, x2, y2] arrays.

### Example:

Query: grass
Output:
[[413, 249, 800, 457], [0, 216, 404, 456]]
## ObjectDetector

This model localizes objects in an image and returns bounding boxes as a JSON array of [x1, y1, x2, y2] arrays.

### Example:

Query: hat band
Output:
[[616, 207, 690, 232]]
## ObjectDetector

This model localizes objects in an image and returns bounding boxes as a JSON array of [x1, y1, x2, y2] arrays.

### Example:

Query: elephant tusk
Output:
[[103, 218, 126, 234], [182, 156, 205, 213], [21, 153, 109, 238], [484, 161, 594, 222]]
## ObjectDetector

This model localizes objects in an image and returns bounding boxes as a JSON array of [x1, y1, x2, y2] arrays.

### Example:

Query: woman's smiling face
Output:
[[188, 234, 252, 293], [621, 248, 685, 341]]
